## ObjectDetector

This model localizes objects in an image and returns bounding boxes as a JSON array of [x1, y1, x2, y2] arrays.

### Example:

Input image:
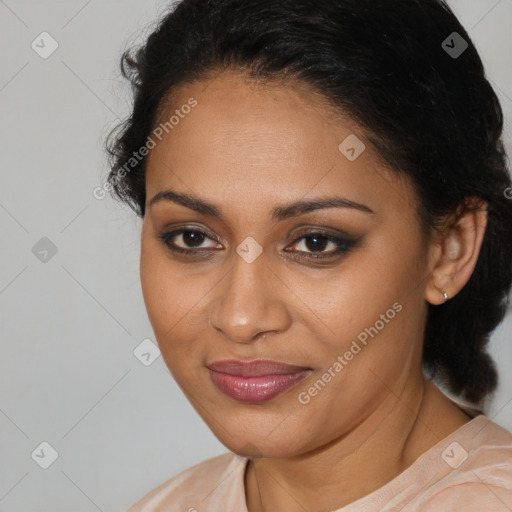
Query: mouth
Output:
[[206, 359, 313, 403]]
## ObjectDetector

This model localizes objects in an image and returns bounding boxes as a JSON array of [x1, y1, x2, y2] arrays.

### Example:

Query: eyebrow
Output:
[[149, 188, 375, 221]]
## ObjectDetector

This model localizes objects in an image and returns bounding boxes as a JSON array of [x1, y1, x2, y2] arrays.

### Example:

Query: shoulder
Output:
[[126, 452, 247, 512], [419, 417, 512, 511]]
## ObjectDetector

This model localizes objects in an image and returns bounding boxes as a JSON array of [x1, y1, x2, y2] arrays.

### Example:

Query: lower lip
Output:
[[208, 369, 311, 403]]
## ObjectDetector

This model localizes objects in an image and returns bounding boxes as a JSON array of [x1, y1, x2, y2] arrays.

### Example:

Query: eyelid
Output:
[[161, 223, 222, 241], [289, 226, 354, 242], [166, 227, 222, 249]]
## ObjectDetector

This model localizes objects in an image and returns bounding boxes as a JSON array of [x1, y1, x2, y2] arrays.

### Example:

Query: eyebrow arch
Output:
[[149, 188, 375, 221]]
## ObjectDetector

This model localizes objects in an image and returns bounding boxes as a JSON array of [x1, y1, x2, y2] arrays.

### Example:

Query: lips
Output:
[[207, 359, 311, 376], [207, 359, 312, 403]]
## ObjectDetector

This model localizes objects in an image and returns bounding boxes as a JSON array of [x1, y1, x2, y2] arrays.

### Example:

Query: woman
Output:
[[106, 0, 512, 510]]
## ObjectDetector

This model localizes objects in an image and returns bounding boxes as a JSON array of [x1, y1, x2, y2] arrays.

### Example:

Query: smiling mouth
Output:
[[206, 359, 313, 403]]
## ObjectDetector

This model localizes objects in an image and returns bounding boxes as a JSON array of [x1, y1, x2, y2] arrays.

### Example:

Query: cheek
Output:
[[140, 241, 170, 333], [295, 250, 402, 349], [139, 238, 212, 377], [140, 241, 186, 352], [298, 238, 424, 386], [140, 232, 190, 328]]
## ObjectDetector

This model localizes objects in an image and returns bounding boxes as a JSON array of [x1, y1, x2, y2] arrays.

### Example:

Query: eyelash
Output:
[[156, 228, 358, 260]]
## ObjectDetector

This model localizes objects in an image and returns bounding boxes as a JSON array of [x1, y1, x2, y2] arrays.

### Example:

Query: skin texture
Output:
[[140, 70, 488, 512]]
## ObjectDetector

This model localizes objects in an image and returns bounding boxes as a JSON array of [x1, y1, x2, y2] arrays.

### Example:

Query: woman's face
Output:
[[140, 71, 436, 458]]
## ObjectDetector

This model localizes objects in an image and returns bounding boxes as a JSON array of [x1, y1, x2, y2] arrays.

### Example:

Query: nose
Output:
[[208, 250, 292, 345]]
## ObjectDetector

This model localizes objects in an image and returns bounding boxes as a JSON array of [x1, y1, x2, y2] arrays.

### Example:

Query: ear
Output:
[[425, 197, 488, 305]]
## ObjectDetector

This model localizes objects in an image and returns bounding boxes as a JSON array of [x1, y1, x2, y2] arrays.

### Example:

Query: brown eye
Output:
[[286, 231, 358, 259], [157, 229, 222, 254]]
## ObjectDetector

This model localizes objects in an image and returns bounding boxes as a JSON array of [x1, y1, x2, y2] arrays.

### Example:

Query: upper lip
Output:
[[207, 359, 312, 377]]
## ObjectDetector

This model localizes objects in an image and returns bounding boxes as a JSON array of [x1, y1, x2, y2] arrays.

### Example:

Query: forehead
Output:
[[145, 71, 415, 223]]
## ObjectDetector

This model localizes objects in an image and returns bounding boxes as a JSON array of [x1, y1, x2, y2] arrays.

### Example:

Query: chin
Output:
[[211, 425, 307, 459]]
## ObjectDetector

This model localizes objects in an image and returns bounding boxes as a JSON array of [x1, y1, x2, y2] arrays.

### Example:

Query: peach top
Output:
[[127, 415, 512, 511]]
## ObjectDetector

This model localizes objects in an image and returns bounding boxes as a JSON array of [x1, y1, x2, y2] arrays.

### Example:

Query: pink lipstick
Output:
[[207, 359, 312, 403]]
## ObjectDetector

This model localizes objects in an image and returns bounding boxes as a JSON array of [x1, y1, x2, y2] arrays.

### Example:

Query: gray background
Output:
[[0, 1, 511, 511]]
